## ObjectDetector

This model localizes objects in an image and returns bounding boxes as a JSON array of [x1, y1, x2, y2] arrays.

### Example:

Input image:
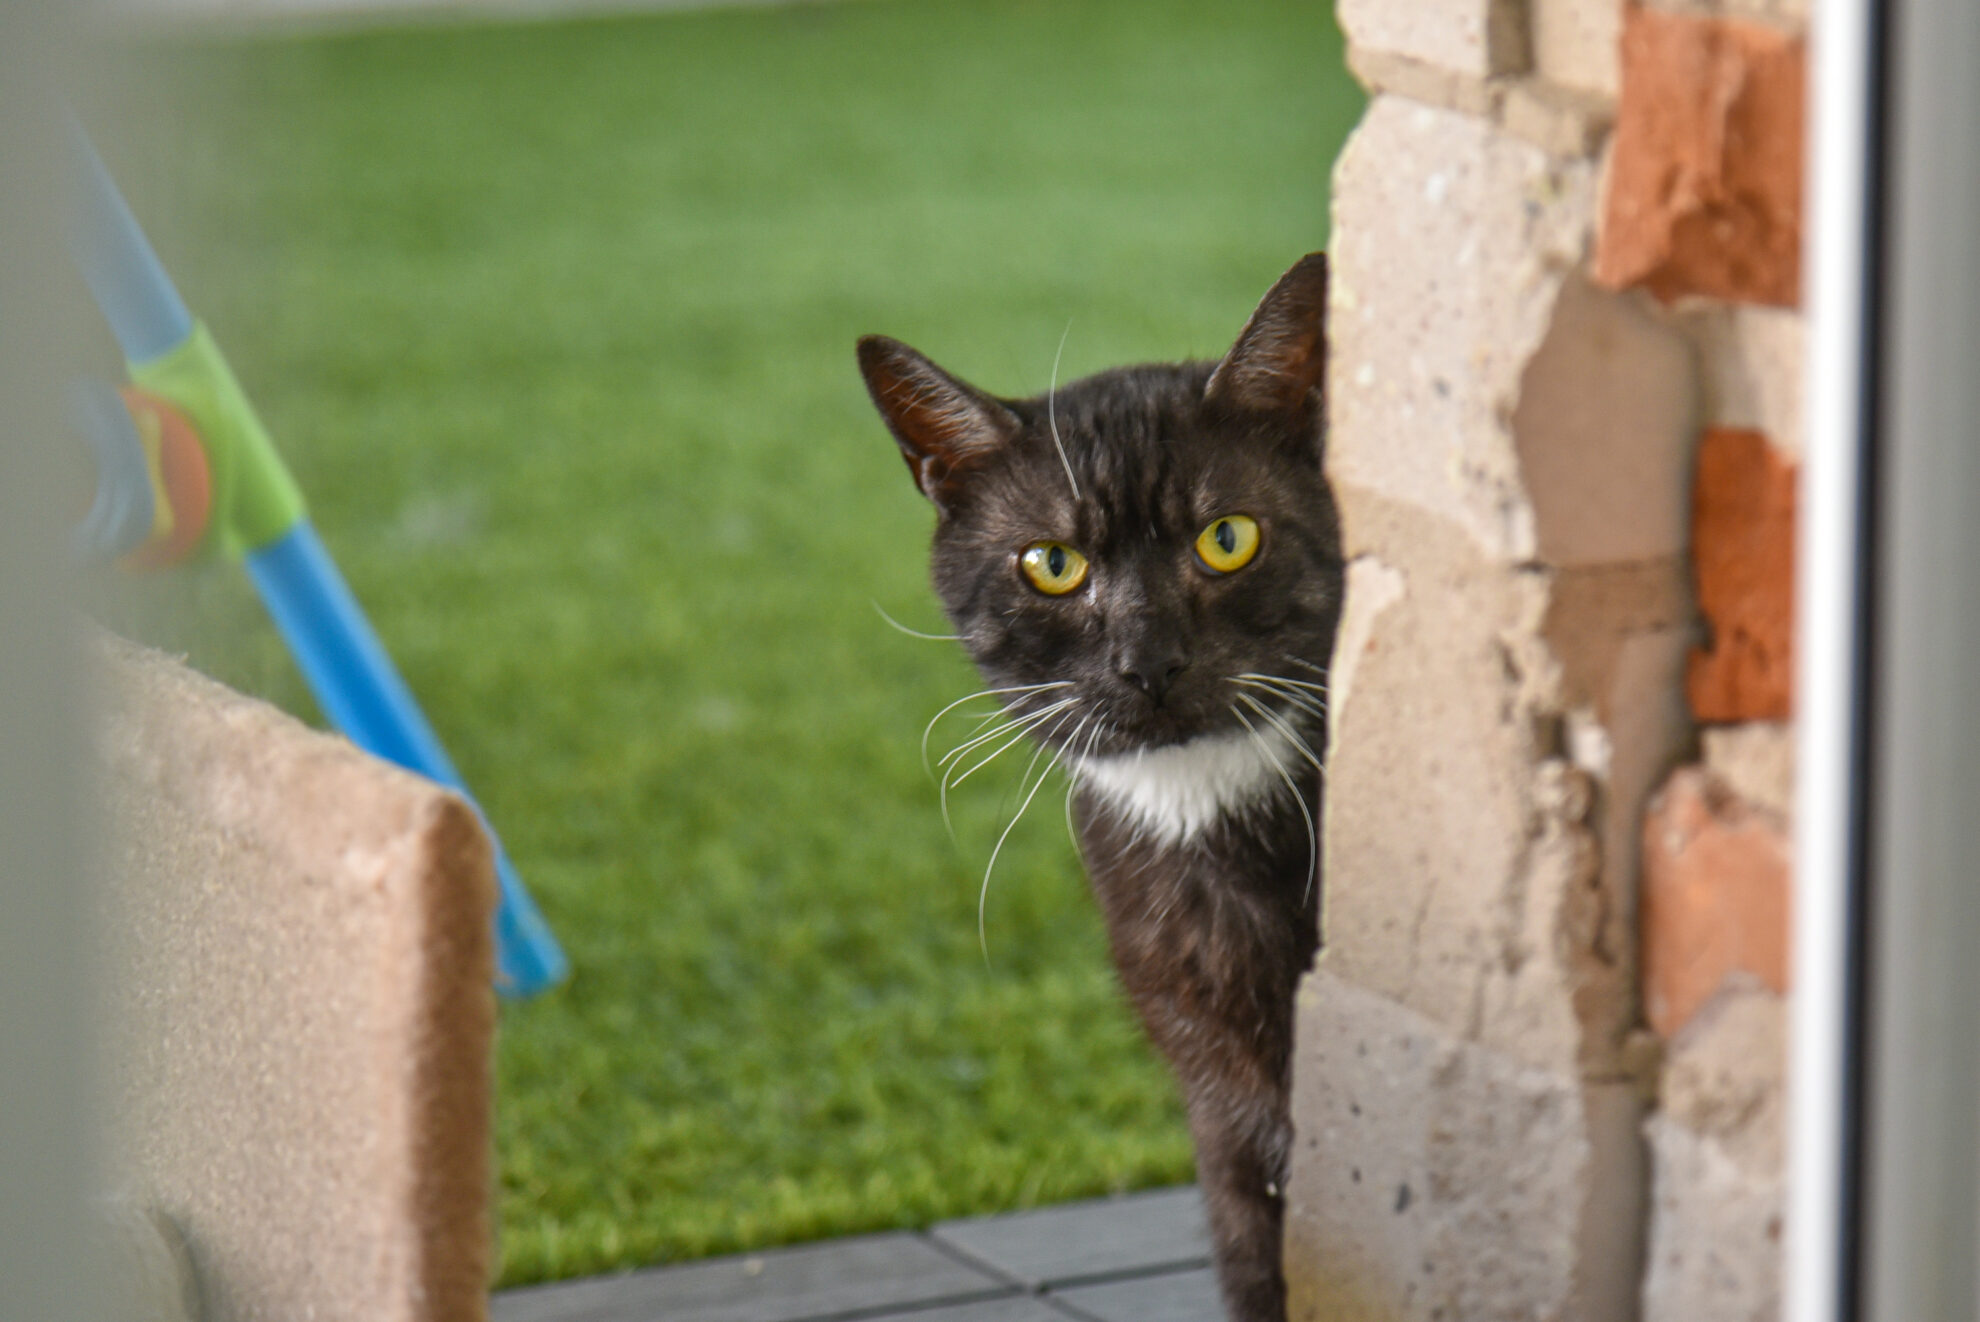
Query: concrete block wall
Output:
[[1286, 1, 1803, 1318]]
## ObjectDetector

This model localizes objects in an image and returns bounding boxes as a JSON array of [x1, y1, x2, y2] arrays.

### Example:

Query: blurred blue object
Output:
[[248, 525, 568, 995], [68, 116, 567, 996]]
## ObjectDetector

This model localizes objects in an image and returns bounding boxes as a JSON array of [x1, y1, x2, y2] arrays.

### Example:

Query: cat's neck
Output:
[[1072, 722, 1314, 847]]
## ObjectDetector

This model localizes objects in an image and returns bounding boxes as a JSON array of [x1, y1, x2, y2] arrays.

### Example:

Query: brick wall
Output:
[[1285, 2, 1804, 1318]]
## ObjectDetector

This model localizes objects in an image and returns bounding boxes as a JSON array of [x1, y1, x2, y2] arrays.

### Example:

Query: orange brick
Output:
[[1688, 428, 1797, 721], [1595, 7, 1805, 307], [1641, 766, 1791, 1038]]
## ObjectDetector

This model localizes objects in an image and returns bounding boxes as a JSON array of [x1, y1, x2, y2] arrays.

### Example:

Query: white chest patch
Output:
[[1073, 725, 1300, 845]]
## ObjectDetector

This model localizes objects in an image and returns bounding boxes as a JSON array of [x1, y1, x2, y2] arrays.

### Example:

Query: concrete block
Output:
[[1593, 7, 1806, 306], [1511, 274, 1698, 567], [1640, 767, 1790, 1038], [1284, 972, 1644, 1322], [1499, 78, 1615, 157], [1338, 0, 1530, 78], [96, 636, 497, 1322], [1329, 97, 1597, 562], [1702, 722, 1795, 818], [1529, 0, 1622, 97], [1345, 44, 1507, 118], [1640, 985, 1785, 1322], [1680, 304, 1806, 455], [1687, 428, 1797, 722], [1321, 494, 1646, 1075]]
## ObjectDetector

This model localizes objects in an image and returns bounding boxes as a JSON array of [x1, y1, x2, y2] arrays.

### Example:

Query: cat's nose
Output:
[[1118, 647, 1188, 703]]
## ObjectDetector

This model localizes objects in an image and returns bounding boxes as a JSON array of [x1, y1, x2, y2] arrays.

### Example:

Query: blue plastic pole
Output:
[[65, 117, 194, 366], [247, 523, 567, 995], [67, 118, 567, 996]]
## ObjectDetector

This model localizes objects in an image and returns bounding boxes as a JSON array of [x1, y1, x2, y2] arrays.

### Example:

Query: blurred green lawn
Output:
[[108, 0, 1362, 1286]]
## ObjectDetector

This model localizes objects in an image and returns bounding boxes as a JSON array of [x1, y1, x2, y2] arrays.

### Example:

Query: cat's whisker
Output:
[[871, 600, 962, 642], [939, 698, 1079, 836], [940, 697, 1076, 774], [921, 681, 1072, 776], [1047, 320, 1081, 502], [1001, 710, 1068, 822], [1063, 718, 1110, 847], [1236, 677, 1330, 728], [1235, 692, 1326, 780], [980, 709, 1090, 963], [1230, 675, 1327, 722], [1281, 654, 1331, 680], [1230, 703, 1320, 906], [1245, 669, 1329, 696], [1238, 668, 1328, 691]]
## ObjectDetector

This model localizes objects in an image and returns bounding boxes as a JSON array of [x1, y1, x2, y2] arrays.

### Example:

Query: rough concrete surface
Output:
[[1338, 0, 1530, 78], [1680, 305, 1807, 455], [1528, 0, 1622, 97], [1330, 97, 1598, 563], [95, 635, 497, 1322], [1640, 984, 1785, 1322], [1345, 44, 1508, 119], [1318, 494, 1598, 1072], [1285, 972, 1644, 1322], [1498, 78, 1615, 158], [1701, 722, 1795, 819], [1510, 274, 1697, 568]]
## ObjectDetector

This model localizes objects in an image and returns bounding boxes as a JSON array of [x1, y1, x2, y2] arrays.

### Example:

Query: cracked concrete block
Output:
[[1702, 722, 1795, 818], [1500, 78, 1616, 157], [1285, 972, 1644, 1322], [1641, 984, 1785, 1322], [1321, 495, 1642, 1076], [1511, 274, 1698, 567], [1339, 0, 1531, 78], [95, 636, 497, 1322], [1330, 97, 1598, 562], [1680, 304, 1806, 455], [1529, 0, 1623, 98], [1345, 44, 1508, 118], [1326, 556, 1409, 761]]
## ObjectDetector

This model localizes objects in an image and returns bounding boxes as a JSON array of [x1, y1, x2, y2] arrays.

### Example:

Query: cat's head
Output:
[[857, 254, 1341, 761]]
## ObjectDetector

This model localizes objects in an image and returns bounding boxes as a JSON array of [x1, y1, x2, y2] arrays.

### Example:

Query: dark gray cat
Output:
[[857, 254, 1341, 1322]]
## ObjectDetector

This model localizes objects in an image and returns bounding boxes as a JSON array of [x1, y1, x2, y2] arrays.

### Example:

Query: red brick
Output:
[[1595, 7, 1805, 307], [1688, 428, 1796, 721], [1641, 766, 1791, 1039]]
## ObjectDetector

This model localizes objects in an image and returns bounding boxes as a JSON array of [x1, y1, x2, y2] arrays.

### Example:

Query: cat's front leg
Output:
[[1188, 1094, 1291, 1322]]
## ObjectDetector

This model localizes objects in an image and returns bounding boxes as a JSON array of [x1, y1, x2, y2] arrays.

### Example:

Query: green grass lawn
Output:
[[106, 0, 1362, 1286]]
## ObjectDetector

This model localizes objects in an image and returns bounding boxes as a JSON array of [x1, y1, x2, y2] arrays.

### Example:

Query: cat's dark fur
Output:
[[857, 255, 1341, 1322]]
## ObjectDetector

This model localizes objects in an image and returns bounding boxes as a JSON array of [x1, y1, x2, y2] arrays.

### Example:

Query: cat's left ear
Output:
[[1204, 252, 1329, 416]]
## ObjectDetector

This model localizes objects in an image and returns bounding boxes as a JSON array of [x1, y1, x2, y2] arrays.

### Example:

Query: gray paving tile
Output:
[[929, 1187, 1210, 1289], [893, 1296, 1086, 1322], [1052, 1266, 1223, 1322], [490, 1231, 1011, 1322]]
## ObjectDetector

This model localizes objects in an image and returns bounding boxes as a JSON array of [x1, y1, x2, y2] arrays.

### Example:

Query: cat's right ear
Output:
[[857, 335, 1021, 511], [1204, 252, 1330, 417]]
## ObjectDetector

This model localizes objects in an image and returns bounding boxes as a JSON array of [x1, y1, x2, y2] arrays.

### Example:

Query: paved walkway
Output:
[[491, 1186, 1219, 1322]]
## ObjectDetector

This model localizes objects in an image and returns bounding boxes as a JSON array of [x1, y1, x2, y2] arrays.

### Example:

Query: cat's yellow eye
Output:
[[1195, 515, 1261, 573], [1020, 541, 1090, 595]]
